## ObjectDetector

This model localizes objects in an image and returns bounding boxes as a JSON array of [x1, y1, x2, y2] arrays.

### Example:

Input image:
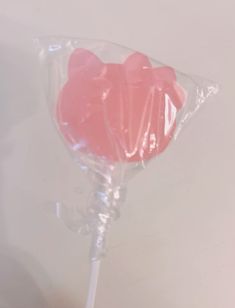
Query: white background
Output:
[[0, 1, 234, 307]]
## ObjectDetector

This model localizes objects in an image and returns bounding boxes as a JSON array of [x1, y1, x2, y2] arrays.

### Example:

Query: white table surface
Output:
[[0, 1, 234, 307]]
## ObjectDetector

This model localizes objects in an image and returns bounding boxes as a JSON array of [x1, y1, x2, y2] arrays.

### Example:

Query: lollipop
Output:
[[38, 38, 218, 308], [56, 48, 185, 308]]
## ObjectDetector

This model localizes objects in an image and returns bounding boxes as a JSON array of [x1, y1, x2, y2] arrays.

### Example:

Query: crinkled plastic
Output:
[[36, 37, 218, 260]]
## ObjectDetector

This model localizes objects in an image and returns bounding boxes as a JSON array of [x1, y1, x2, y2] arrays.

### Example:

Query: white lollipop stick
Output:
[[85, 260, 101, 308]]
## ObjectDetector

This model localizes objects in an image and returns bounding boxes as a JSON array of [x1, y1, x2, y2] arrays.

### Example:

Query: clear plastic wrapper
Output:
[[37, 37, 218, 261], [36, 36, 218, 308]]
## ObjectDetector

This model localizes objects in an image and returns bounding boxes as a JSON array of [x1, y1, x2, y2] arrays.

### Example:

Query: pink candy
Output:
[[57, 49, 185, 162]]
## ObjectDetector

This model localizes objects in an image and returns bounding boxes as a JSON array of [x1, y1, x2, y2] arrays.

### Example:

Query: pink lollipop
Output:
[[55, 48, 185, 308]]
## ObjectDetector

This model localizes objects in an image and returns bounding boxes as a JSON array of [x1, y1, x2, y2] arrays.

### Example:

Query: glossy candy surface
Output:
[[57, 49, 185, 162]]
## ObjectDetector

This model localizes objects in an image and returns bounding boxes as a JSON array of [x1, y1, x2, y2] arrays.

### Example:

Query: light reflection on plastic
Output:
[[72, 140, 87, 151], [164, 94, 177, 135], [49, 44, 61, 52], [149, 133, 157, 151]]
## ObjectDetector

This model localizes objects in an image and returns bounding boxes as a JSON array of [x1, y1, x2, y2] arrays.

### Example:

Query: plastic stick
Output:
[[85, 260, 101, 308]]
